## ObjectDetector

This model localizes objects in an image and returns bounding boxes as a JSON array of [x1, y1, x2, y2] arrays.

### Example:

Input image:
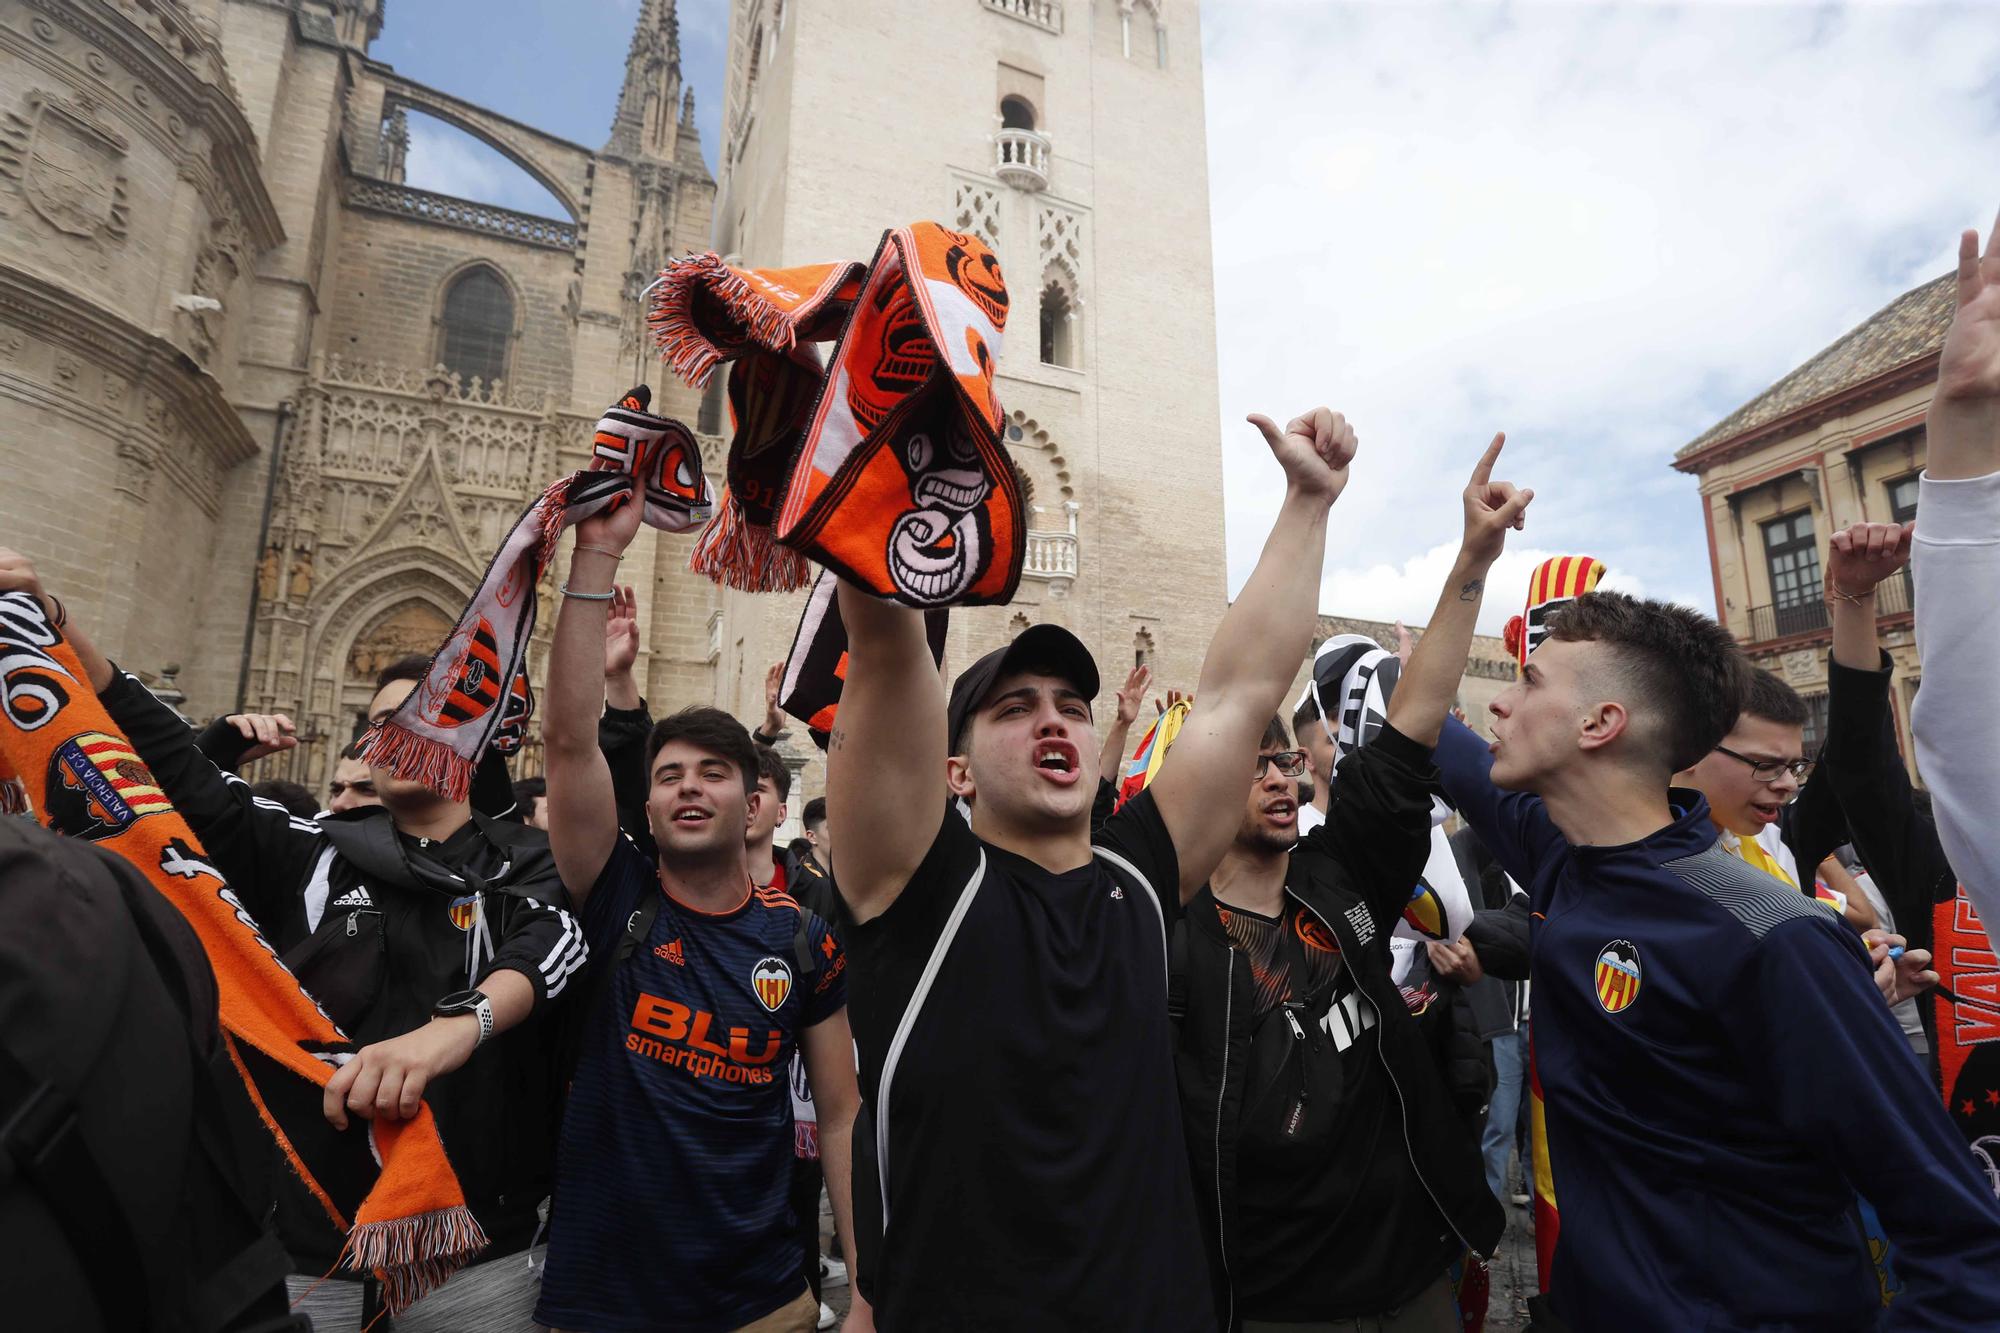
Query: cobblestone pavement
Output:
[[812, 1193, 1546, 1331]]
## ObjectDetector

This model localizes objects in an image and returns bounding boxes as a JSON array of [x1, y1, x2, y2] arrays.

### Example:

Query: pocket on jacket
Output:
[[282, 908, 385, 1031]]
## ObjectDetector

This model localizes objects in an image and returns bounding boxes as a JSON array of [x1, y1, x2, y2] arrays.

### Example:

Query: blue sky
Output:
[[375, 1, 2000, 632]]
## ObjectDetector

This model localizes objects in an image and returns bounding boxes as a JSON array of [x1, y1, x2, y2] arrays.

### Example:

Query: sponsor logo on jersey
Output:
[[1401, 881, 1449, 940], [1295, 912, 1339, 954], [45, 731, 170, 841], [1595, 939, 1642, 1014], [627, 991, 784, 1085], [752, 956, 793, 1013], [656, 937, 685, 966], [448, 893, 479, 931], [330, 886, 375, 909]]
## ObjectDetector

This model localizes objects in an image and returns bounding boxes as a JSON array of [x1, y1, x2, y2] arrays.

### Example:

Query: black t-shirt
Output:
[[844, 790, 1213, 1332], [1212, 895, 1457, 1320]]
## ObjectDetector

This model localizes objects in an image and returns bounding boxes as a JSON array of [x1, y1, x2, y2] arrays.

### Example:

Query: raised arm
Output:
[[827, 581, 948, 923], [1097, 662, 1151, 785], [1388, 434, 1531, 747], [1150, 408, 1354, 900], [542, 499, 644, 907], [1913, 214, 2000, 932]]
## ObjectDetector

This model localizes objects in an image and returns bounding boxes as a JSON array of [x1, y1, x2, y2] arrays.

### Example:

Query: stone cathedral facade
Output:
[[0, 0, 1230, 801]]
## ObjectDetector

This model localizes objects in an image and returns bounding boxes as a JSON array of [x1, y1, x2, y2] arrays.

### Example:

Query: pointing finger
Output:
[[1469, 432, 1506, 487]]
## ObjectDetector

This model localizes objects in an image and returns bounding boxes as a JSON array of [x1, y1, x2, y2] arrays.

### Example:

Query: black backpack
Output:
[[0, 819, 303, 1332]]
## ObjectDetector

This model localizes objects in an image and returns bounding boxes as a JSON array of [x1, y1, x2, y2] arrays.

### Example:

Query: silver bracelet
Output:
[[561, 585, 615, 601]]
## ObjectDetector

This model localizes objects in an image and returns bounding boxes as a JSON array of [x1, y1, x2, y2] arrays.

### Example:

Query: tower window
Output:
[[1040, 279, 1076, 368], [438, 267, 513, 385], [1000, 95, 1037, 132]]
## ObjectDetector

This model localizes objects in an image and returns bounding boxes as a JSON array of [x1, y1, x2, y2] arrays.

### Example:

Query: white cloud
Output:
[[1322, 539, 1651, 638], [1205, 1, 2000, 625], [402, 117, 568, 219]]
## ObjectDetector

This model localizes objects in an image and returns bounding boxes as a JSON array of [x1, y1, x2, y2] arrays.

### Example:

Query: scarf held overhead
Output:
[[653, 223, 1023, 608], [778, 567, 948, 749], [0, 592, 482, 1311], [362, 387, 711, 800]]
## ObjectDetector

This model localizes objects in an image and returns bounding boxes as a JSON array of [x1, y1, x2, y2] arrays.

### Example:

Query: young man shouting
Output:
[[828, 407, 1358, 1330], [1432, 589, 2000, 1330], [538, 499, 865, 1333], [1174, 438, 1524, 1331]]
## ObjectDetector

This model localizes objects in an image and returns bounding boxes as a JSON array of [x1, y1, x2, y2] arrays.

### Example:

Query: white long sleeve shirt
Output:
[[1910, 468, 2000, 935]]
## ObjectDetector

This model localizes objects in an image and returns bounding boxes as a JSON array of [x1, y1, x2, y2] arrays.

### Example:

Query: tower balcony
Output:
[[1022, 502, 1080, 587], [982, 0, 1064, 34], [994, 128, 1051, 192]]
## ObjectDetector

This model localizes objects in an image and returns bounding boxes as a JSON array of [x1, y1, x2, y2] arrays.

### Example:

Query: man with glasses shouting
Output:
[[1674, 520, 1921, 934]]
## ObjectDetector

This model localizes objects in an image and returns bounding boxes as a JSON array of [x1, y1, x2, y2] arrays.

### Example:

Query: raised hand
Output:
[[1155, 687, 1191, 716], [228, 712, 300, 764], [574, 482, 645, 556], [1247, 407, 1357, 506], [1827, 521, 1913, 599], [763, 661, 787, 738], [1114, 663, 1152, 728], [1938, 213, 2000, 406], [603, 585, 639, 679], [1460, 433, 1533, 567]]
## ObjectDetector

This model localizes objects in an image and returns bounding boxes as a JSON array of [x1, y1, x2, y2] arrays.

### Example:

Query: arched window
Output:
[[1039, 278, 1076, 368], [437, 267, 514, 386], [1000, 95, 1037, 132]]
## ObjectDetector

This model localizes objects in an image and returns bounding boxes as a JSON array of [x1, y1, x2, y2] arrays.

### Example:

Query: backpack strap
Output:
[[615, 890, 663, 968], [792, 905, 822, 985]]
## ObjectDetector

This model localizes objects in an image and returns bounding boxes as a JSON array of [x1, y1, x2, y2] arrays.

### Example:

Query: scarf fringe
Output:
[[357, 724, 472, 805], [688, 491, 814, 593], [648, 256, 798, 390], [344, 1204, 489, 1315]]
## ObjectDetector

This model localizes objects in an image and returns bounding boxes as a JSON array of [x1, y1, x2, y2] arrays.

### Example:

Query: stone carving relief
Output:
[[1781, 649, 1817, 684], [0, 91, 131, 253], [1037, 200, 1085, 294], [953, 174, 1002, 250], [183, 193, 248, 365]]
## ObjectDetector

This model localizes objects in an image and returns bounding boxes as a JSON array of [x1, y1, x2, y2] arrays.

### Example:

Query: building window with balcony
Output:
[[1800, 690, 1830, 755], [1000, 95, 1036, 132], [436, 265, 515, 386], [1762, 510, 1823, 638], [1887, 472, 1920, 526]]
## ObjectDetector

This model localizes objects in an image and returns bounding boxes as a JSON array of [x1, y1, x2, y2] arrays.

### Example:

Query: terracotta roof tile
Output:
[[1676, 272, 1955, 460]]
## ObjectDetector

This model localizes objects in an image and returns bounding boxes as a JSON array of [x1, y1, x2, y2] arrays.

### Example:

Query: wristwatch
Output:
[[433, 989, 494, 1047]]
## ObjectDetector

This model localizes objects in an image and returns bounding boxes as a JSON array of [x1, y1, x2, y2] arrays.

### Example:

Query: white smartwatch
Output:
[[433, 989, 494, 1047]]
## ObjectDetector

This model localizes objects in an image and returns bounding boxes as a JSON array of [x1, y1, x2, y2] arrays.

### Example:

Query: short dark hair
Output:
[[1545, 592, 1749, 775], [753, 744, 791, 802], [801, 796, 827, 830], [338, 740, 366, 763], [1292, 694, 1323, 738], [250, 779, 319, 820], [374, 653, 431, 693], [787, 837, 816, 861], [646, 706, 757, 794], [1259, 716, 1290, 752], [1740, 668, 1809, 727], [512, 776, 547, 810]]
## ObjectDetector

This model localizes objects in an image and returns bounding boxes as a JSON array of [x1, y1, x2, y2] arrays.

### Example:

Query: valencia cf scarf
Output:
[[653, 223, 1023, 607], [778, 567, 948, 749], [1503, 555, 1607, 667], [1934, 888, 2000, 1188], [363, 387, 712, 800], [0, 593, 482, 1312], [652, 255, 865, 594]]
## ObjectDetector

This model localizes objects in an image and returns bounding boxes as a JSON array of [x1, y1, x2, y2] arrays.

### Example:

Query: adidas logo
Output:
[[655, 938, 685, 966], [330, 886, 375, 909]]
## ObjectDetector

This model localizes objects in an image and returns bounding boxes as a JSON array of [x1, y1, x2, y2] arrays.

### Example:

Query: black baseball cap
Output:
[[946, 625, 1101, 754]]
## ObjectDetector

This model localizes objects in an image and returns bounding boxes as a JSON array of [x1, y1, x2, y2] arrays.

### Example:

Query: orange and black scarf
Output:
[[777, 568, 948, 748], [652, 222, 1023, 607], [362, 387, 711, 800], [0, 593, 482, 1312]]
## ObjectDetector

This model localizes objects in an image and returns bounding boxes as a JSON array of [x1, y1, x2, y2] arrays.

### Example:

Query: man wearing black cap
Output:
[[827, 407, 1360, 1331]]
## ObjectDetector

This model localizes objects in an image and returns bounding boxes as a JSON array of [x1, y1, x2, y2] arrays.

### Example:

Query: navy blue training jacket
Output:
[[1434, 718, 2000, 1332]]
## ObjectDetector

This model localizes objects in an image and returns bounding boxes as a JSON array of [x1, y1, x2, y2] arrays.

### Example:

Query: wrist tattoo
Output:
[[1457, 578, 1484, 603]]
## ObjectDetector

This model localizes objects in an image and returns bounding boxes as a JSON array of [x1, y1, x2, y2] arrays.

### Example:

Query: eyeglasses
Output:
[[1712, 745, 1814, 784], [1253, 750, 1311, 780]]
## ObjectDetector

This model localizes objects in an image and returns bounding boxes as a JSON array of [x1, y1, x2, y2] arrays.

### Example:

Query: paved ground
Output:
[[812, 1190, 1545, 1331]]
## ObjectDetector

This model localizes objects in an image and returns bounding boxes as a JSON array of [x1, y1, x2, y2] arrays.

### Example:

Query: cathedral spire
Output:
[[607, 0, 685, 160]]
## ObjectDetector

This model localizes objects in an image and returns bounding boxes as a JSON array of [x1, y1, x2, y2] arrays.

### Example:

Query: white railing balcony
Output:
[[983, 0, 1063, 34], [1023, 503, 1080, 584], [994, 128, 1050, 192]]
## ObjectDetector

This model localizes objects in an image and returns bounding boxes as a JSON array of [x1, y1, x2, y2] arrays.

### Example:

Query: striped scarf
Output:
[[652, 222, 1024, 607], [362, 387, 711, 800], [777, 567, 947, 748], [0, 593, 482, 1312]]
